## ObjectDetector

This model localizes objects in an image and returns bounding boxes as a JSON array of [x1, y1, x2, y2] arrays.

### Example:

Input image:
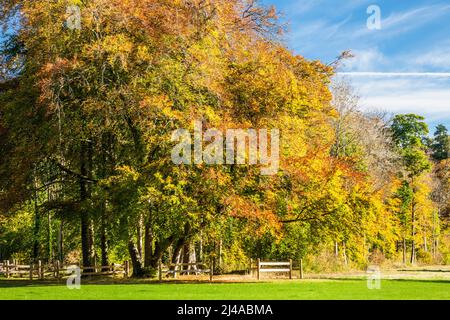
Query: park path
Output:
[[307, 265, 450, 281]]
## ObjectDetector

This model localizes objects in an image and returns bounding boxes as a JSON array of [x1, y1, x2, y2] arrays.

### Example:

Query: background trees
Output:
[[1, 0, 449, 275]]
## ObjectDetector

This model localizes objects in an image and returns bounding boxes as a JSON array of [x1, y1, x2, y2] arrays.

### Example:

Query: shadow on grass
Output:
[[388, 278, 450, 285], [397, 269, 450, 273], [1, 277, 448, 289], [0, 278, 262, 288], [319, 276, 450, 284]]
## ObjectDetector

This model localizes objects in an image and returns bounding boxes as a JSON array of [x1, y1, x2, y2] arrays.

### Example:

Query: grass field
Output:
[[1, 279, 449, 300]]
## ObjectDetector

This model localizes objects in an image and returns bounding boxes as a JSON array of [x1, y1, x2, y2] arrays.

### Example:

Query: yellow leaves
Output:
[[100, 34, 134, 69], [139, 95, 183, 121], [135, 45, 151, 63], [107, 166, 140, 184]]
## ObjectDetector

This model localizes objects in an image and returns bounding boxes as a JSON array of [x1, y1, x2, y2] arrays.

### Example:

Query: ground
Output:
[[1, 266, 449, 300]]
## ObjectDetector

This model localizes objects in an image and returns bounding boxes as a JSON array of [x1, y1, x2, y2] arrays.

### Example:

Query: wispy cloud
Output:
[[413, 43, 450, 71], [337, 75, 450, 128], [345, 4, 450, 41], [382, 4, 450, 32], [281, 0, 371, 17], [341, 48, 387, 72]]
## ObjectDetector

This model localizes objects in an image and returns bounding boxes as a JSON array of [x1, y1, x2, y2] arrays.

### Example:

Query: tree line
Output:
[[0, 0, 449, 277]]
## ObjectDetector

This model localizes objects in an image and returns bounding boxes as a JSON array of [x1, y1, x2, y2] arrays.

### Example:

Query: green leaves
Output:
[[391, 114, 429, 150], [431, 124, 449, 161], [391, 114, 431, 178]]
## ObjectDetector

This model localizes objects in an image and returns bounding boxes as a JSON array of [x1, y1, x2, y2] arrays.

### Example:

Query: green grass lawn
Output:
[[0, 279, 449, 300]]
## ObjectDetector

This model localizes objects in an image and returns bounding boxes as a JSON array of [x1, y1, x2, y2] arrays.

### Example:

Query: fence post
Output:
[[111, 264, 115, 276], [249, 258, 253, 276], [289, 259, 293, 280], [299, 259, 304, 279], [158, 259, 162, 282], [174, 263, 177, 279], [257, 258, 260, 280], [5, 260, 10, 279], [124, 260, 129, 278], [209, 257, 213, 282]]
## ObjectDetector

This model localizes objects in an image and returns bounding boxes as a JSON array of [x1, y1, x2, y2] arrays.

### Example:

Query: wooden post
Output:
[[289, 259, 293, 280], [124, 260, 129, 278], [209, 257, 213, 282], [111, 264, 115, 276], [158, 259, 162, 282], [5, 260, 10, 279], [257, 258, 260, 280], [29, 262, 34, 280], [299, 259, 304, 279], [174, 263, 177, 279], [249, 258, 253, 276]]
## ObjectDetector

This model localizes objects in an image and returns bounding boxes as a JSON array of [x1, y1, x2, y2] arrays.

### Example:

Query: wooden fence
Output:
[[252, 259, 304, 280], [0, 260, 129, 280], [256, 259, 293, 280], [1, 258, 304, 281], [158, 260, 213, 282]]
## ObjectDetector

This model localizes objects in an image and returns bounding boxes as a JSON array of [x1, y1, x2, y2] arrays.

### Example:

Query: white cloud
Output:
[[413, 44, 450, 70], [381, 4, 450, 32], [341, 48, 386, 72], [340, 75, 450, 127]]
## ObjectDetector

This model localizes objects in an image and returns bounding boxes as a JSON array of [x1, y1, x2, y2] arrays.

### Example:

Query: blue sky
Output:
[[262, 0, 450, 131]]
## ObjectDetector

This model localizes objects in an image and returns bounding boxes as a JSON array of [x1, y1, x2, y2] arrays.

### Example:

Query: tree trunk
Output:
[[80, 141, 94, 268], [172, 237, 185, 274], [137, 214, 143, 258], [342, 241, 348, 266], [423, 231, 428, 253], [32, 180, 40, 262], [100, 203, 109, 268], [148, 236, 175, 270], [144, 220, 153, 268], [170, 223, 192, 274], [199, 232, 203, 263], [128, 240, 144, 277], [182, 242, 192, 274], [57, 220, 63, 262], [410, 201, 416, 264], [402, 238, 406, 265], [47, 211, 53, 262], [32, 210, 40, 261], [218, 239, 223, 268], [99, 134, 112, 268]]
